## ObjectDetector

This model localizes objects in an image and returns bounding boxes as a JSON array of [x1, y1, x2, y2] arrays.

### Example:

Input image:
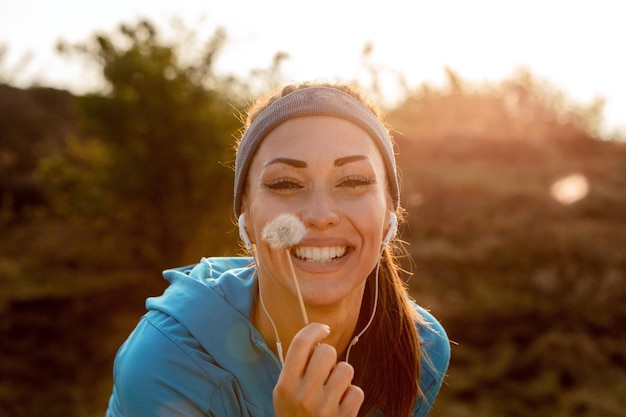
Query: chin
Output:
[[299, 280, 365, 310]]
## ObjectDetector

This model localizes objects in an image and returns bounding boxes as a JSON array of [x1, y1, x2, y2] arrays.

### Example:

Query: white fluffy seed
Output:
[[262, 214, 306, 249]]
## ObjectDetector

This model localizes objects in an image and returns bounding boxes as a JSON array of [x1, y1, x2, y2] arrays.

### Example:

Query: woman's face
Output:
[[243, 116, 392, 309]]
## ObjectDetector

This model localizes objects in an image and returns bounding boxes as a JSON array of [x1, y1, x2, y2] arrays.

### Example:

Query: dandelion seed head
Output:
[[262, 214, 306, 249]]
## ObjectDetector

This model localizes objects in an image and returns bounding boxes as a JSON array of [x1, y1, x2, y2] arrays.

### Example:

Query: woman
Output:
[[106, 82, 450, 417]]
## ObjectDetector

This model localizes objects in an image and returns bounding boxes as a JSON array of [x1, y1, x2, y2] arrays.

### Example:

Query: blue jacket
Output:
[[106, 257, 450, 416]]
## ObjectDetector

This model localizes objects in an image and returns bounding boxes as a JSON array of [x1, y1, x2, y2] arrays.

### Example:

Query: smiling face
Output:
[[242, 116, 392, 311]]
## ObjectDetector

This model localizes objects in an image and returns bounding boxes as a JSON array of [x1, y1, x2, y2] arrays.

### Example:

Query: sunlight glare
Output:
[[550, 173, 589, 205]]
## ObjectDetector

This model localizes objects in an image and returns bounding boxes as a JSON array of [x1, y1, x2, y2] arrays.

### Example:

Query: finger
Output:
[[275, 344, 338, 416], [339, 385, 365, 417], [322, 361, 355, 406], [281, 323, 331, 381], [299, 343, 337, 390]]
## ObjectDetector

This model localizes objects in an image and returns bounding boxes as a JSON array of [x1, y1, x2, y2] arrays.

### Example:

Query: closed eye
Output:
[[338, 176, 376, 188], [263, 178, 304, 191]]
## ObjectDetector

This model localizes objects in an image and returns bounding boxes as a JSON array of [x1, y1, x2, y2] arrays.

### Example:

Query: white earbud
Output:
[[382, 212, 397, 247], [238, 213, 253, 250]]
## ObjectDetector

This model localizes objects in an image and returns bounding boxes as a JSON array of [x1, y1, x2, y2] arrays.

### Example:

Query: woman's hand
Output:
[[273, 323, 364, 417]]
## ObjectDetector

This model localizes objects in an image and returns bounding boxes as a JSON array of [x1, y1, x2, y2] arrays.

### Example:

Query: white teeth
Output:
[[294, 246, 347, 263]]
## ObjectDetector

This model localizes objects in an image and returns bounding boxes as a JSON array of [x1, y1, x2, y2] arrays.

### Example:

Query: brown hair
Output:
[[351, 243, 424, 417], [242, 82, 424, 417]]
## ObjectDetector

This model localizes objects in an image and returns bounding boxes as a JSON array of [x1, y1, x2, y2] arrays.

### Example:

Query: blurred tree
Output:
[[48, 20, 248, 266], [389, 67, 608, 142], [0, 85, 76, 218]]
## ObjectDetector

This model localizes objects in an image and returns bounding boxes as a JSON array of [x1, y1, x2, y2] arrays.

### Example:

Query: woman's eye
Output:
[[263, 178, 303, 191], [338, 176, 375, 188]]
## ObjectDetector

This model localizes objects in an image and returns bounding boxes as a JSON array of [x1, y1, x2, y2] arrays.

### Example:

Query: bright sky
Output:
[[1, 0, 624, 136]]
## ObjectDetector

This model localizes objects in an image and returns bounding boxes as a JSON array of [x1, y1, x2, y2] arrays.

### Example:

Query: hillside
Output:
[[393, 133, 626, 416]]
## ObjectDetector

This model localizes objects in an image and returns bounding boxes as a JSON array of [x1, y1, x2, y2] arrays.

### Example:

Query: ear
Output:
[[382, 211, 397, 247], [238, 213, 253, 250], [239, 196, 257, 245]]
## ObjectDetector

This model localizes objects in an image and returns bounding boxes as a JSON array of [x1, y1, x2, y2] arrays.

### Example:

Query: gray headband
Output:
[[233, 86, 399, 217]]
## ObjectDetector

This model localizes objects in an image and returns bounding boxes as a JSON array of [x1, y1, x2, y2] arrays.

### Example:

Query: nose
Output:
[[300, 186, 340, 230]]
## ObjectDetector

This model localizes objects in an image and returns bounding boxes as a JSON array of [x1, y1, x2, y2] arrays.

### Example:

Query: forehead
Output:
[[251, 116, 385, 166]]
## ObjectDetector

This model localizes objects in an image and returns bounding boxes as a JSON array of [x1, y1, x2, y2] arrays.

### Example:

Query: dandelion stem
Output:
[[284, 249, 309, 325], [262, 214, 309, 326]]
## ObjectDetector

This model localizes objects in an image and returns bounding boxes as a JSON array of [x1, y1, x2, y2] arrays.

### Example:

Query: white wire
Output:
[[258, 281, 285, 365], [253, 237, 386, 367], [248, 240, 285, 366], [344, 245, 383, 364]]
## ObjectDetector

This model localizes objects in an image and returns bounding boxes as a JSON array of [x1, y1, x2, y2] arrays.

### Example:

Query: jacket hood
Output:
[[146, 257, 281, 410]]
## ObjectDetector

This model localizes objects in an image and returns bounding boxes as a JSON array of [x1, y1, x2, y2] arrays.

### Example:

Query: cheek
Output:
[[243, 206, 280, 247], [350, 204, 388, 243]]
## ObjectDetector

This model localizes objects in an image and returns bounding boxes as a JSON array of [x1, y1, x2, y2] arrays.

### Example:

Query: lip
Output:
[[295, 237, 352, 247], [290, 237, 353, 273], [294, 246, 347, 262]]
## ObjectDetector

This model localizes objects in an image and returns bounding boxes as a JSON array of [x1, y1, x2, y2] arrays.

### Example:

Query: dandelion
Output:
[[262, 214, 307, 249], [262, 214, 309, 325]]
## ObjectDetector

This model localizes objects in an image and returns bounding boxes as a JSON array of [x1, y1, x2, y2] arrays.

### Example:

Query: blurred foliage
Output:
[[388, 72, 626, 415], [394, 133, 626, 417], [389, 67, 609, 142], [0, 84, 76, 215], [1, 18, 625, 417], [49, 20, 247, 266]]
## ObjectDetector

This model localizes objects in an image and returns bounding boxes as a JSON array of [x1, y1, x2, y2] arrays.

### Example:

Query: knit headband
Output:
[[233, 86, 400, 217]]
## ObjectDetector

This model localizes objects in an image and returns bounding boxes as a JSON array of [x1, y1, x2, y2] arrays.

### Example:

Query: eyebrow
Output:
[[265, 155, 369, 168], [265, 158, 307, 168], [334, 155, 369, 166]]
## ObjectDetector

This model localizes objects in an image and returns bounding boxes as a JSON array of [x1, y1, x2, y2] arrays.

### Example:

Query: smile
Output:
[[294, 246, 347, 263]]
